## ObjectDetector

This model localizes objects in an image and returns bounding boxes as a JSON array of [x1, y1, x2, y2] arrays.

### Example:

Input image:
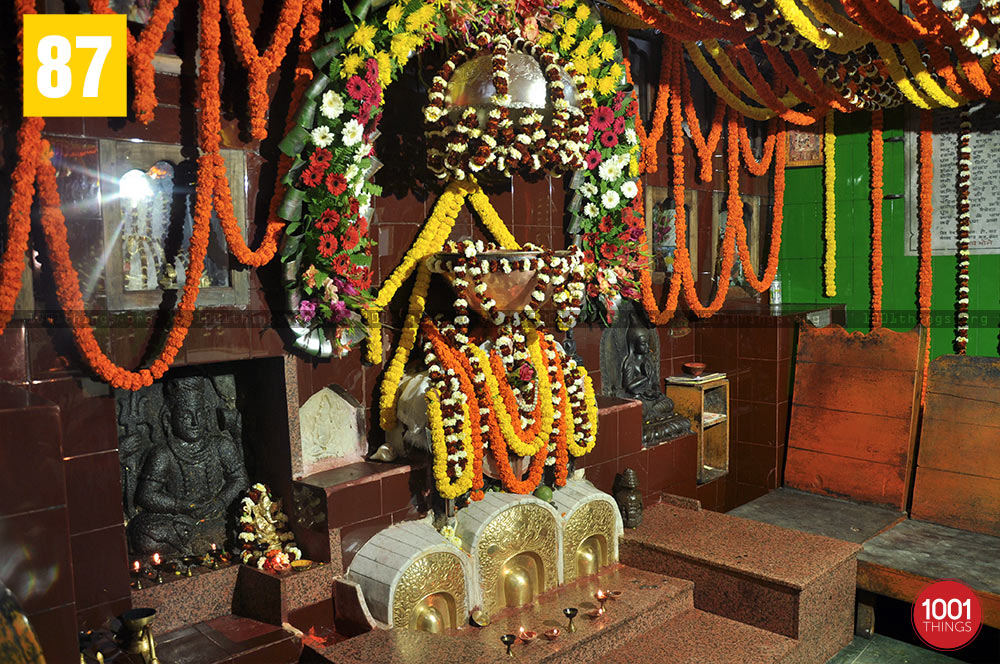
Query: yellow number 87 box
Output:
[[23, 14, 127, 117]]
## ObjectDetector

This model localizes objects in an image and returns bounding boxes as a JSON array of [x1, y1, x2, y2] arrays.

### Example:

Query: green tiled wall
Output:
[[778, 110, 1000, 359]]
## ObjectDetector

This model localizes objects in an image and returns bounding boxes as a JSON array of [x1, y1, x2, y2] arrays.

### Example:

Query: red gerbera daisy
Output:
[[600, 130, 618, 148], [591, 106, 614, 131], [300, 167, 323, 188], [341, 226, 361, 251], [326, 172, 348, 196], [315, 209, 340, 232], [318, 234, 338, 258], [310, 148, 332, 168], [331, 253, 350, 272], [346, 76, 369, 101]]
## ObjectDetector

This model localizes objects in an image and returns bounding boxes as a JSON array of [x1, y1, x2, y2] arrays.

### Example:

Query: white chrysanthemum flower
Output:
[[321, 91, 345, 120], [602, 190, 621, 209], [310, 125, 334, 148], [342, 119, 364, 147]]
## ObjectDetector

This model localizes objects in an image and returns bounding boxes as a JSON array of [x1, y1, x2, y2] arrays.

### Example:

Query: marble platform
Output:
[[304, 565, 694, 663], [621, 502, 860, 664]]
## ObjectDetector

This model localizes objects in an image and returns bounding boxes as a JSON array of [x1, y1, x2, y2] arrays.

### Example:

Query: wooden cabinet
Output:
[[665, 377, 729, 485]]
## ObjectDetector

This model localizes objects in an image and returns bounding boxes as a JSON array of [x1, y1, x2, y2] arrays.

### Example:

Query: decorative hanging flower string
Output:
[[955, 108, 971, 353], [823, 111, 837, 297], [870, 110, 884, 329]]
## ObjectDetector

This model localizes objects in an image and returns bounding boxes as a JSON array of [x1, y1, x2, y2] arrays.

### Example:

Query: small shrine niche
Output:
[[118, 374, 249, 559], [600, 300, 691, 445], [116, 358, 293, 563]]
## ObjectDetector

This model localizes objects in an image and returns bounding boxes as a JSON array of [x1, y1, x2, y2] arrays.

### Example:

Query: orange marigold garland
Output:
[[736, 115, 778, 177], [0, 118, 43, 332], [918, 109, 934, 403], [224, 0, 305, 140], [735, 117, 787, 293], [870, 110, 884, 329], [680, 53, 726, 183], [89, 0, 179, 124], [202, 0, 285, 266]]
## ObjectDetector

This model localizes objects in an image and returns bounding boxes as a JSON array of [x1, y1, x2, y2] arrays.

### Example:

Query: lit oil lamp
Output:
[[595, 589, 608, 615]]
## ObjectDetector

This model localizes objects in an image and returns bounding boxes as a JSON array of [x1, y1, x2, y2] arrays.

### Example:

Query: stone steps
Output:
[[308, 565, 694, 663], [606, 608, 799, 664], [620, 502, 860, 664]]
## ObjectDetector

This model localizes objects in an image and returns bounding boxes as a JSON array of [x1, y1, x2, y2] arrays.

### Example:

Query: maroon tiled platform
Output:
[[621, 503, 858, 664], [307, 565, 693, 663], [612, 608, 798, 663], [131, 564, 240, 634], [111, 614, 302, 664], [231, 563, 333, 626]]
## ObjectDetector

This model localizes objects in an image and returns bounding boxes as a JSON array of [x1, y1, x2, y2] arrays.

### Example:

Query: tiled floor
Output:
[[826, 634, 961, 664]]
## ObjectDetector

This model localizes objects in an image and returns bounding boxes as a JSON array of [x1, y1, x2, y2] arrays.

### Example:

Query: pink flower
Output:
[[585, 149, 602, 169], [591, 106, 614, 131], [518, 363, 534, 382], [600, 130, 618, 148]]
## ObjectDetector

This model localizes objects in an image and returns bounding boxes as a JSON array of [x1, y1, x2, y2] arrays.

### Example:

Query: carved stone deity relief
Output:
[[298, 385, 366, 473], [117, 375, 249, 558]]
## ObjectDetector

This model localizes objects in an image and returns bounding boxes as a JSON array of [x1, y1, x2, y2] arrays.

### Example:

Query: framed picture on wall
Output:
[[786, 126, 824, 168], [644, 185, 698, 277], [97, 139, 249, 311]]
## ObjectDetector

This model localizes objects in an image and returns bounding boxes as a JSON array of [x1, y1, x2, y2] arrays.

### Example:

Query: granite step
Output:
[[606, 608, 799, 663], [621, 502, 860, 664], [305, 565, 694, 663]]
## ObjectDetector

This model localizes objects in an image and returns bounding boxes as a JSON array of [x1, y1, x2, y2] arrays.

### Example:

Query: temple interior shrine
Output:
[[2, 0, 1000, 662]]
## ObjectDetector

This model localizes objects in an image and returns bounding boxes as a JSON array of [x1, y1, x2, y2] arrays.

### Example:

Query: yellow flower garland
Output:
[[366, 180, 523, 363], [704, 40, 800, 110], [366, 180, 473, 363], [772, 0, 868, 54], [468, 188, 520, 249], [378, 261, 432, 431], [426, 388, 475, 500], [685, 42, 777, 122], [823, 111, 837, 297], [468, 337, 554, 457], [799, 0, 872, 48], [873, 41, 935, 110], [899, 41, 965, 108]]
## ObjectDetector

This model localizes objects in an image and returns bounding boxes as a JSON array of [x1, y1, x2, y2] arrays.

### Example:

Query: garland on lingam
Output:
[[419, 241, 597, 501]]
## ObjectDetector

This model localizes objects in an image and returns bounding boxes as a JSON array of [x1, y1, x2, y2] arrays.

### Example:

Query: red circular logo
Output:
[[912, 579, 982, 651]]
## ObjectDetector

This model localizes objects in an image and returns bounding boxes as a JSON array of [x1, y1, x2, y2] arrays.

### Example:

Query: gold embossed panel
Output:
[[391, 552, 467, 631], [478, 503, 558, 616], [562, 500, 617, 584]]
